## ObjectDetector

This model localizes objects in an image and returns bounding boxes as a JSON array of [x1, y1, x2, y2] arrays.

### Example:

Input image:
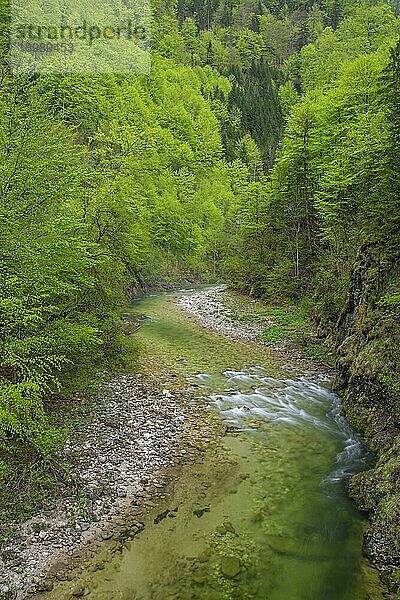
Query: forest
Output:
[[1, 0, 400, 595]]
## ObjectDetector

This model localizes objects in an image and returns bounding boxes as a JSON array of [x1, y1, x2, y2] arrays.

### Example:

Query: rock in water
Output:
[[220, 555, 241, 578], [216, 521, 236, 535], [266, 534, 330, 560], [222, 521, 236, 534], [265, 535, 298, 556]]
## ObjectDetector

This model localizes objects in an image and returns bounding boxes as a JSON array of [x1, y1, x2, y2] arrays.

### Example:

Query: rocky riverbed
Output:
[[0, 373, 222, 599], [178, 286, 268, 341], [28, 288, 384, 600]]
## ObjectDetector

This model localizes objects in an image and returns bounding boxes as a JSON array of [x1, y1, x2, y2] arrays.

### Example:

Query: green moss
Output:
[[348, 433, 400, 596]]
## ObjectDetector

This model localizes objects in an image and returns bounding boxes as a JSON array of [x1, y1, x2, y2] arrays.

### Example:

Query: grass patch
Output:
[[232, 298, 335, 365], [255, 306, 309, 346], [257, 325, 288, 345], [237, 312, 267, 323]]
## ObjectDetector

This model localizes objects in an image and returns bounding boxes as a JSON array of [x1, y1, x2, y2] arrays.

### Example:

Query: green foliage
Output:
[[262, 306, 307, 328], [229, 4, 400, 314], [0, 9, 238, 465], [1, 0, 399, 541], [0, 459, 7, 481], [303, 343, 335, 365], [220, 5, 399, 405], [380, 294, 400, 308], [0, 448, 65, 541], [294, 3, 399, 92]]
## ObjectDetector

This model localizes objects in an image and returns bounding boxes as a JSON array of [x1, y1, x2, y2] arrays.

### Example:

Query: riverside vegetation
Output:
[[0, 0, 400, 596]]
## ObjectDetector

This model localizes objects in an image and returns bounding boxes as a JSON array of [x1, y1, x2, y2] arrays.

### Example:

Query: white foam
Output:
[[206, 370, 369, 488]]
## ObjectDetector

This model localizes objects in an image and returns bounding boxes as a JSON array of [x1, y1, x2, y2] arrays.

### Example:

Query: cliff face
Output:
[[333, 244, 400, 592]]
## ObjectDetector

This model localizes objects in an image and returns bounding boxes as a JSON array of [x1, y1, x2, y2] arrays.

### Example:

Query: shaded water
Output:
[[41, 292, 383, 599]]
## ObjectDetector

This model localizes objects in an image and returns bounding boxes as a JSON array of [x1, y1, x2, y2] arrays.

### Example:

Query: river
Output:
[[38, 290, 384, 599]]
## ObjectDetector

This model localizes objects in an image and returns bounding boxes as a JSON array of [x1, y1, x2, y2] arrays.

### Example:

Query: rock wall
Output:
[[333, 244, 400, 593]]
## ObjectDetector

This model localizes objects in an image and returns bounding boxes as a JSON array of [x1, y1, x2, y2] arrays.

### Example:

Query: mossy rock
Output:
[[266, 535, 331, 561], [216, 521, 236, 535], [220, 555, 241, 578], [266, 534, 299, 556]]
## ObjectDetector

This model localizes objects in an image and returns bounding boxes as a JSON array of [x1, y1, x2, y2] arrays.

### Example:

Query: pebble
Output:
[[10, 559, 22, 567], [36, 579, 54, 592]]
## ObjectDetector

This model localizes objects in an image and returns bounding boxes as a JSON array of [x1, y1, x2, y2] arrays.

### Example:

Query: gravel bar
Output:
[[178, 287, 268, 341]]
